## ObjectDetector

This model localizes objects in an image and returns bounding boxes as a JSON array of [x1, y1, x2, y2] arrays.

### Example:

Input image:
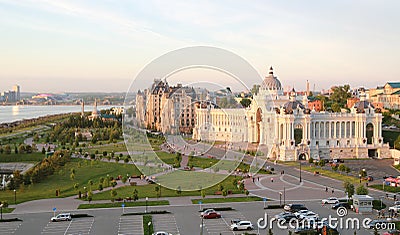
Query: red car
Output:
[[383, 230, 400, 235], [203, 212, 221, 219]]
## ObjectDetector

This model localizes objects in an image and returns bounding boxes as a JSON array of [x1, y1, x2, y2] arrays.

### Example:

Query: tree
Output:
[[201, 190, 206, 199], [359, 169, 367, 178], [222, 189, 228, 198], [132, 189, 139, 201], [155, 185, 160, 199], [330, 84, 351, 107], [87, 190, 93, 203], [74, 183, 79, 192], [121, 176, 128, 184], [41, 147, 46, 154], [343, 181, 355, 198], [356, 185, 368, 195], [176, 186, 182, 196], [218, 184, 224, 192], [70, 172, 75, 181], [110, 189, 117, 202], [245, 190, 249, 197], [308, 157, 314, 164], [88, 180, 93, 190], [240, 98, 251, 108], [268, 228, 273, 235], [4, 145, 11, 154], [98, 183, 103, 191], [331, 103, 341, 112], [239, 182, 245, 192], [318, 160, 326, 167], [115, 156, 120, 163], [338, 164, 346, 174]]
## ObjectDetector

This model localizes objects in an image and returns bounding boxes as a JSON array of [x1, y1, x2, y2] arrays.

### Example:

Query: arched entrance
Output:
[[298, 153, 307, 160], [366, 123, 374, 144], [256, 108, 262, 143], [294, 124, 303, 145]]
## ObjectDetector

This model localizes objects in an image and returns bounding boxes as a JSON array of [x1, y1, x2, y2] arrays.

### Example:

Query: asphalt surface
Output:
[[4, 201, 397, 235]]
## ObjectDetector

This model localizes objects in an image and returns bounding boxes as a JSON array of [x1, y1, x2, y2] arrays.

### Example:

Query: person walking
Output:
[[271, 177, 274, 183]]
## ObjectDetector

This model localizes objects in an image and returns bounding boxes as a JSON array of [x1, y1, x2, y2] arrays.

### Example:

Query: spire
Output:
[[306, 80, 310, 96], [81, 99, 85, 117], [269, 66, 274, 75]]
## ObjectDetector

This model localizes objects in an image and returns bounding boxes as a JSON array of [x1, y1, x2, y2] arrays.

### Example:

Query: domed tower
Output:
[[260, 66, 283, 96], [282, 88, 305, 114]]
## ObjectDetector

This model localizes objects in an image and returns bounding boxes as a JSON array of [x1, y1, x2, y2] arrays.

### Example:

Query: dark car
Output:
[[284, 204, 308, 213], [332, 202, 351, 209], [203, 212, 221, 219], [278, 214, 298, 223]]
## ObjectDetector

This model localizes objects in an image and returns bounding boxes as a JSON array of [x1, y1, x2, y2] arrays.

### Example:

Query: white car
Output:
[[152, 232, 172, 235], [230, 220, 254, 231], [389, 205, 400, 212], [322, 197, 339, 204], [50, 213, 71, 222], [201, 209, 216, 217], [294, 210, 309, 218], [299, 211, 319, 220]]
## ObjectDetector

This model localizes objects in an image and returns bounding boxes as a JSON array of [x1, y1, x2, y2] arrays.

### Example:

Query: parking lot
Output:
[[117, 215, 143, 235], [41, 217, 94, 235], [203, 210, 250, 235], [0, 221, 22, 234], [152, 214, 180, 234], [8, 200, 398, 235]]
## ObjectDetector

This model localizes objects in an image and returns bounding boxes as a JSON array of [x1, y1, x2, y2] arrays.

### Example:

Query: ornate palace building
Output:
[[193, 67, 390, 161], [135, 79, 198, 134]]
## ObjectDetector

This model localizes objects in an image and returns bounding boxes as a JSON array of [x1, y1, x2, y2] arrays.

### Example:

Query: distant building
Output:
[[88, 99, 101, 121], [368, 82, 400, 110], [347, 97, 360, 109], [308, 97, 323, 112], [0, 84, 20, 103]]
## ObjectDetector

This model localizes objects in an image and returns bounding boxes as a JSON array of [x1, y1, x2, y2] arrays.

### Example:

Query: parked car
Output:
[[298, 211, 319, 221], [200, 209, 215, 217], [294, 210, 310, 218], [152, 232, 172, 235], [230, 220, 254, 231], [389, 205, 400, 213], [276, 214, 298, 223], [383, 230, 400, 235], [284, 204, 308, 212], [230, 219, 241, 224], [322, 197, 339, 204], [332, 202, 351, 209], [50, 213, 71, 222], [203, 211, 221, 219], [274, 211, 294, 219]]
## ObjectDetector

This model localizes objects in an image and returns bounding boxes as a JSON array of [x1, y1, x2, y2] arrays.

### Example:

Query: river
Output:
[[0, 105, 117, 124]]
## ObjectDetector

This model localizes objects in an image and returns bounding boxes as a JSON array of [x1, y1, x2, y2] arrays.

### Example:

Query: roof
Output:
[[387, 82, 400, 88], [353, 194, 373, 200], [392, 90, 400, 95]]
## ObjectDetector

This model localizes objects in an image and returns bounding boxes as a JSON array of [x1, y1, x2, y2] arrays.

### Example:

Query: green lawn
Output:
[[300, 165, 361, 185], [91, 175, 244, 201], [155, 152, 177, 165], [0, 152, 45, 163], [77, 200, 169, 209], [370, 184, 400, 193], [192, 196, 263, 204], [0, 207, 15, 213], [0, 158, 141, 204], [188, 157, 272, 174]]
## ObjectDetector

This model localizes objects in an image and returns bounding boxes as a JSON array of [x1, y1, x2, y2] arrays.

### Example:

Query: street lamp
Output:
[[279, 192, 282, 206], [0, 203, 3, 220], [14, 189, 16, 205], [145, 197, 148, 213], [200, 216, 204, 235], [283, 186, 286, 205], [359, 174, 362, 184], [147, 221, 152, 235]]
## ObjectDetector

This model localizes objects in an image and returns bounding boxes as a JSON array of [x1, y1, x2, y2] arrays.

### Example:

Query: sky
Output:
[[0, 0, 399, 93]]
